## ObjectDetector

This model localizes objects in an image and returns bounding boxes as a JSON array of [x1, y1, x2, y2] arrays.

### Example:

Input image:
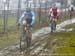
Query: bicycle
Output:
[[50, 16, 57, 33], [20, 20, 32, 52]]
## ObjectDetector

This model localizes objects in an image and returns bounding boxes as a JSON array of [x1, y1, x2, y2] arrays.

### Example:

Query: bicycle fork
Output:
[[26, 36, 31, 48]]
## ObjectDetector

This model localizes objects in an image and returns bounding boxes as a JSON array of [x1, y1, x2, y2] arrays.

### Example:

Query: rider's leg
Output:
[[54, 18, 57, 30], [50, 17, 53, 32], [26, 18, 33, 47], [28, 28, 32, 40], [27, 28, 32, 47]]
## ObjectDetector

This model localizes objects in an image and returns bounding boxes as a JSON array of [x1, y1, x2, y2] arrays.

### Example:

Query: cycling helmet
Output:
[[52, 4, 56, 8], [26, 8, 31, 12], [52, 4, 57, 9]]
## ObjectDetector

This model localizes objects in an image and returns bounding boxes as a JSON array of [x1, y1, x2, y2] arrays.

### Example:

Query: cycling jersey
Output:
[[18, 11, 35, 27], [49, 7, 60, 18]]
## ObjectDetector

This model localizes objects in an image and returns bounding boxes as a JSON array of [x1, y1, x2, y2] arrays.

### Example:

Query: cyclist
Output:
[[18, 8, 35, 47], [68, 5, 74, 19], [49, 4, 60, 32]]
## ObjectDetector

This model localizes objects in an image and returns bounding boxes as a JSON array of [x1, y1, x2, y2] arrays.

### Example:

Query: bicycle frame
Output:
[[20, 21, 32, 52], [24, 24, 31, 48]]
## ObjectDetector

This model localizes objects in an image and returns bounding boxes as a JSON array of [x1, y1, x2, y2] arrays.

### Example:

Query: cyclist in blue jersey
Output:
[[18, 8, 35, 28], [18, 8, 35, 48]]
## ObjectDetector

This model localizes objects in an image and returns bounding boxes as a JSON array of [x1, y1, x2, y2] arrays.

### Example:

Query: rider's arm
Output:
[[18, 12, 26, 24], [49, 8, 53, 17], [57, 8, 60, 17], [31, 11, 35, 27]]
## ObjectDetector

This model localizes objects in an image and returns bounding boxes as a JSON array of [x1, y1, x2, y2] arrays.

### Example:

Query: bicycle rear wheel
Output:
[[51, 19, 56, 33]]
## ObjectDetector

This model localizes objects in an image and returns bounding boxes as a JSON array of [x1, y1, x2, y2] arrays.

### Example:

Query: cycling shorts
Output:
[[26, 18, 32, 25]]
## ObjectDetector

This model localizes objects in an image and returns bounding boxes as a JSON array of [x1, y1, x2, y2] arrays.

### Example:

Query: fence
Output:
[[0, 0, 75, 33], [0, 0, 51, 32]]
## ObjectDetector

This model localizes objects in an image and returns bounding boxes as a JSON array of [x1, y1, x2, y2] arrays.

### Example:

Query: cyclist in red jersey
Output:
[[49, 5, 60, 23], [49, 4, 60, 32]]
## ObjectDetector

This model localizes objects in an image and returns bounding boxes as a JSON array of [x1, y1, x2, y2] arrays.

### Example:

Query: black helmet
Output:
[[26, 8, 31, 12]]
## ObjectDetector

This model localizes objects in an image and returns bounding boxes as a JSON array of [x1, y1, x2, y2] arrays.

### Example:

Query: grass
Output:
[[0, 17, 16, 26], [47, 32, 75, 56], [0, 16, 17, 32], [7, 17, 17, 27], [0, 32, 19, 49], [55, 47, 75, 56]]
